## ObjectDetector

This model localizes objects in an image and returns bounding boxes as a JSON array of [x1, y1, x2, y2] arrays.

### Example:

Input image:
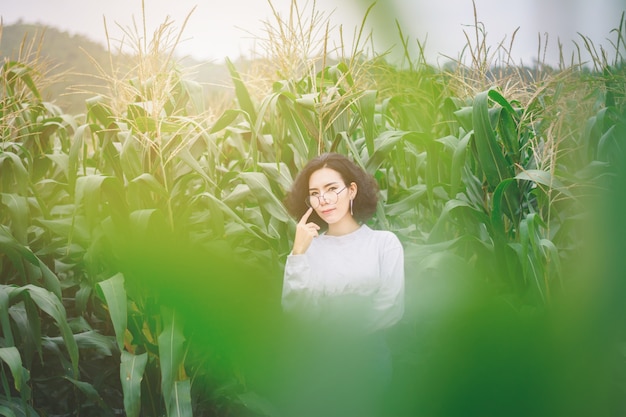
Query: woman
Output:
[[279, 152, 405, 416]]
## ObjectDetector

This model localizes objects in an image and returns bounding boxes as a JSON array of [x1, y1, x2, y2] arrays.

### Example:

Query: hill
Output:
[[0, 22, 231, 114]]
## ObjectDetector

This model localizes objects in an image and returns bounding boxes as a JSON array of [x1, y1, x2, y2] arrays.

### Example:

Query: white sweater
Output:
[[282, 225, 405, 332]]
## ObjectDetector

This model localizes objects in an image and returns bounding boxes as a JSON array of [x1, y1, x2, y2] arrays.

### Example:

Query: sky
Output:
[[2, 0, 624, 66]]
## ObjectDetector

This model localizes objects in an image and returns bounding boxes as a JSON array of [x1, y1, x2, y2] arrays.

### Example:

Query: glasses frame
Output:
[[305, 186, 347, 209]]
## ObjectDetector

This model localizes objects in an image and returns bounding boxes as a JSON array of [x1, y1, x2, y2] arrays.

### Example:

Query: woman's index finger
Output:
[[299, 207, 313, 224]]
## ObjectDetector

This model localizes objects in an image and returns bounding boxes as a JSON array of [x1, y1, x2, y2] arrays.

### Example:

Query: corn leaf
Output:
[[129, 173, 169, 198], [515, 169, 573, 198], [384, 184, 427, 216], [169, 379, 193, 417], [196, 192, 265, 240], [0, 152, 29, 195], [0, 405, 16, 417], [22, 285, 78, 377], [1, 194, 29, 245], [471, 90, 513, 189], [98, 273, 127, 351], [358, 90, 377, 155], [210, 109, 242, 134], [3, 61, 41, 100], [120, 351, 148, 417], [239, 172, 290, 222], [364, 130, 412, 174], [491, 178, 517, 236], [119, 130, 144, 180], [0, 287, 14, 346], [64, 376, 105, 407], [226, 58, 257, 125], [0, 347, 25, 392], [450, 132, 472, 197], [258, 162, 293, 191], [158, 307, 186, 414], [86, 95, 113, 127], [0, 225, 38, 280]]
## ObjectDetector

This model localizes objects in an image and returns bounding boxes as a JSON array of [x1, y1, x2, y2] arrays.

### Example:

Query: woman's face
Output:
[[307, 167, 356, 225]]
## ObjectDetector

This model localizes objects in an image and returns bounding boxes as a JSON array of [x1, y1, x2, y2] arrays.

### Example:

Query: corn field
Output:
[[1, 3, 625, 417]]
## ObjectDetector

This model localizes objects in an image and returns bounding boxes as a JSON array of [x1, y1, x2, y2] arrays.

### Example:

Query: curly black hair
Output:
[[284, 153, 379, 229]]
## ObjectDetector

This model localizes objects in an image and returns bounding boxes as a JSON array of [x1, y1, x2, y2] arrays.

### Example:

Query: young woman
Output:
[[278, 152, 405, 416]]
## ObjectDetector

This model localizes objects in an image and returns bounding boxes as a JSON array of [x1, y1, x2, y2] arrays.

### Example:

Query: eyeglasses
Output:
[[305, 186, 347, 209]]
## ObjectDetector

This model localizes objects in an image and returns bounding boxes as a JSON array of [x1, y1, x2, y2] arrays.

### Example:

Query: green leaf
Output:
[[98, 273, 127, 351], [158, 307, 186, 414], [0, 225, 37, 280], [0, 404, 16, 417], [195, 192, 264, 240], [86, 95, 113, 127], [181, 78, 205, 114], [68, 125, 89, 190], [487, 88, 518, 115], [226, 58, 257, 125], [258, 162, 293, 191], [471, 90, 513, 189], [45, 331, 113, 357], [5, 293, 43, 365], [129, 173, 169, 198], [0, 398, 39, 417], [120, 351, 148, 417], [23, 285, 79, 377], [515, 170, 573, 198], [0, 288, 14, 346], [37, 216, 90, 245], [358, 90, 377, 155], [169, 379, 193, 417], [364, 130, 412, 174], [385, 185, 427, 216], [489, 89, 521, 160], [0, 347, 25, 392], [3, 61, 41, 100], [74, 174, 128, 230], [37, 259, 62, 300], [0, 227, 62, 299], [210, 109, 242, 133], [64, 376, 105, 407], [450, 132, 472, 197], [239, 172, 290, 222], [0, 194, 29, 245], [428, 199, 490, 243], [119, 130, 144, 180], [491, 178, 517, 236], [45, 152, 70, 178], [0, 152, 29, 195], [176, 147, 218, 187]]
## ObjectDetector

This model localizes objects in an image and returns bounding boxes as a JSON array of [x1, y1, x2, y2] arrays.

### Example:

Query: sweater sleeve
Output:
[[281, 254, 320, 314], [370, 234, 405, 331]]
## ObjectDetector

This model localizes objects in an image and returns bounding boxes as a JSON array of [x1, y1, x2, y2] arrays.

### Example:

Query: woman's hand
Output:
[[292, 207, 320, 255]]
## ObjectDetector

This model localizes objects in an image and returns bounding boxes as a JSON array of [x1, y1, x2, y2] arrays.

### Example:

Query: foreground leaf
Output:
[[98, 273, 127, 351], [0, 347, 25, 392], [120, 351, 148, 417]]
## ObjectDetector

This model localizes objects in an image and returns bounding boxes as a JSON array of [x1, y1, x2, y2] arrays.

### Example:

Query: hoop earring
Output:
[[350, 199, 353, 215]]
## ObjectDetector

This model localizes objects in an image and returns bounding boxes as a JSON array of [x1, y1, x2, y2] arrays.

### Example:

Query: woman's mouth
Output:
[[320, 208, 334, 215]]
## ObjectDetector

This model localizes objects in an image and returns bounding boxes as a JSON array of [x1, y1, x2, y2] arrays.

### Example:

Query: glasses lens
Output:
[[324, 191, 339, 204], [305, 196, 319, 208]]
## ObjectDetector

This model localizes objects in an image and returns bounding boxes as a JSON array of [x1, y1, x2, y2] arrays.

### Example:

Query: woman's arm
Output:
[[281, 254, 318, 312]]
